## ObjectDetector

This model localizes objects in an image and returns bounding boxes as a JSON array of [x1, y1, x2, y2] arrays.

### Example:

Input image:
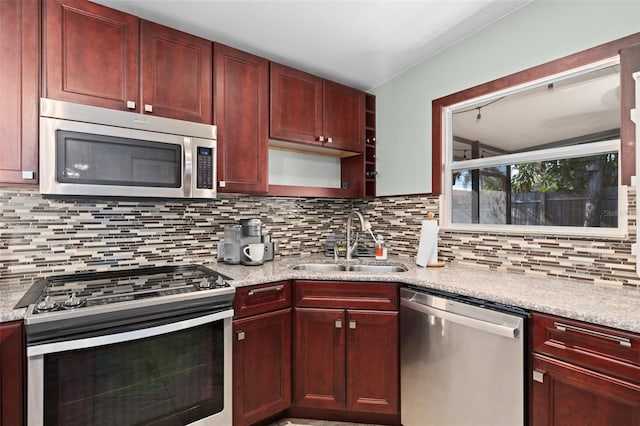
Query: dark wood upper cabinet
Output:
[[270, 63, 323, 145], [43, 0, 139, 111], [1, 321, 25, 426], [270, 63, 365, 153], [140, 20, 212, 123], [44, 1, 212, 123], [0, 0, 39, 185], [323, 81, 365, 153], [214, 43, 268, 193]]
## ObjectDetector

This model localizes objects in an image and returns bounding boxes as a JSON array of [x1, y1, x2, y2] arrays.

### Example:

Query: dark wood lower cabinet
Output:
[[233, 308, 292, 426], [0, 321, 24, 426], [293, 293, 399, 422], [532, 354, 640, 426], [346, 310, 398, 414], [294, 308, 346, 410]]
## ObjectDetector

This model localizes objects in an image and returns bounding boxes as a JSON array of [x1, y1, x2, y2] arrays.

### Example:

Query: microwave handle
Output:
[[184, 137, 192, 198]]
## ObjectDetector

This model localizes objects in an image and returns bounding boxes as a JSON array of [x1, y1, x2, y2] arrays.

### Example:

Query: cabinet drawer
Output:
[[532, 312, 640, 383], [233, 281, 291, 318], [294, 281, 398, 310]]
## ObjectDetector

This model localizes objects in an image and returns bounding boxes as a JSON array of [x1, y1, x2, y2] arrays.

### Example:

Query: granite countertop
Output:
[[2, 255, 639, 333]]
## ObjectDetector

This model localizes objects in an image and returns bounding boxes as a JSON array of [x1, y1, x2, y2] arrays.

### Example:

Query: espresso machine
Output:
[[218, 218, 277, 265]]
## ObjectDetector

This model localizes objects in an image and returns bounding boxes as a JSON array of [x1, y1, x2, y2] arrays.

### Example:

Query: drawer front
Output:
[[233, 281, 292, 318], [294, 281, 398, 310], [532, 312, 640, 384]]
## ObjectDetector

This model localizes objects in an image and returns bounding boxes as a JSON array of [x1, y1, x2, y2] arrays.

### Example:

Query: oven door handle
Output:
[[27, 308, 234, 357]]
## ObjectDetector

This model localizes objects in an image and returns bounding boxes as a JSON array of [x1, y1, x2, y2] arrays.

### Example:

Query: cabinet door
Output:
[[294, 307, 345, 410], [140, 20, 212, 123], [1, 321, 25, 426], [44, 0, 139, 111], [270, 63, 323, 145], [0, 0, 39, 184], [346, 310, 399, 414], [532, 354, 640, 426], [214, 44, 268, 193], [233, 308, 292, 426], [323, 81, 365, 153]]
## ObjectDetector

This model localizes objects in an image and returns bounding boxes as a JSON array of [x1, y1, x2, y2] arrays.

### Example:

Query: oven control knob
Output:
[[37, 295, 59, 312], [63, 292, 84, 308], [215, 276, 227, 287], [198, 278, 212, 289]]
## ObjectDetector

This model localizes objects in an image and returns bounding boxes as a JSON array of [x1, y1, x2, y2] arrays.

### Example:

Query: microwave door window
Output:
[[56, 131, 181, 188]]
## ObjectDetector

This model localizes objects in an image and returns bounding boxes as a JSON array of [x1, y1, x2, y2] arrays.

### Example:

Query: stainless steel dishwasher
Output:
[[400, 286, 529, 426]]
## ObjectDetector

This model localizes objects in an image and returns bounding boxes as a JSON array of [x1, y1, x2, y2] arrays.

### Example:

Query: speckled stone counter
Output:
[[2, 255, 639, 333]]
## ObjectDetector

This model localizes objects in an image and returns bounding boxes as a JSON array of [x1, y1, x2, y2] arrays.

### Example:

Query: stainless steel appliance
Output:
[[400, 286, 529, 426], [20, 265, 235, 426], [39, 98, 217, 199]]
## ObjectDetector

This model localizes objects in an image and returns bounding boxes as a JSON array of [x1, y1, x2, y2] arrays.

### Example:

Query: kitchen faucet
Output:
[[346, 210, 377, 260]]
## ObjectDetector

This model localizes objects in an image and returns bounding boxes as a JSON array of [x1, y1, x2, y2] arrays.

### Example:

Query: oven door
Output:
[[27, 308, 233, 426]]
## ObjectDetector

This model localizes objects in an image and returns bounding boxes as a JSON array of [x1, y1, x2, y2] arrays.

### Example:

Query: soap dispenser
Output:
[[375, 235, 387, 260]]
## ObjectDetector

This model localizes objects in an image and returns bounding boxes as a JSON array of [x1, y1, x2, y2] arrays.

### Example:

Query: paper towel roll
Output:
[[416, 219, 438, 267]]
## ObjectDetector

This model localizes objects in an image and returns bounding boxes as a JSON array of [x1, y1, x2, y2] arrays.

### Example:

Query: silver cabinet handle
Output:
[[144, 104, 153, 113], [21, 171, 35, 180], [247, 284, 283, 296], [533, 370, 545, 383], [318, 135, 325, 142], [126, 100, 136, 109], [326, 137, 333, 144], [400, 297, 519, 339], [554, 322, 632, 347], [349, 320, 356, 329], [237, 331, 245, 341], [335, 319, 342, 328]]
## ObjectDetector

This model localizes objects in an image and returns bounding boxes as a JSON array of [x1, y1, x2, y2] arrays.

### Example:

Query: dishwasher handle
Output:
[[400, 297, 520, 339]]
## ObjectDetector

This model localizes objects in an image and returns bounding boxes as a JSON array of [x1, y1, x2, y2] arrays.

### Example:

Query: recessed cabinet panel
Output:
[[0, 0, 39, 184], [346, 310, 398, 414], [141, 20, 212, 123], [270, 63, 323, 145], [215, 43, 268, 193], [44, 0, 139, 110], [1, 321, 25, 426], [233, 308, 292, 426], [294, 307, 346, 410], [323, 81, 365, 152]]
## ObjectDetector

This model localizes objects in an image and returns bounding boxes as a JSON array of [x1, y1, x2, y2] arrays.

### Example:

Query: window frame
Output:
[[441, 58, 625, 237]]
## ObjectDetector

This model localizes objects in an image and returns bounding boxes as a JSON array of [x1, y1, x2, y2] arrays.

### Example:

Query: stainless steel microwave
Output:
[[39, 98, 217, 199]]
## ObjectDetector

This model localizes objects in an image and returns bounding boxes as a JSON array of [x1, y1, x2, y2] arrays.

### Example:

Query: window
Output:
[[443, 58, 623, 235]]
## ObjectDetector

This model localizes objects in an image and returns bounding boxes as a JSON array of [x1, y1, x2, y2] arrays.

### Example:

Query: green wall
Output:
[[373, 0, 640, 196]]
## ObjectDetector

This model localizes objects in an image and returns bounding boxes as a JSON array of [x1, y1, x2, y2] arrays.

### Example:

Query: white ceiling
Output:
[[93, 0, 531, 91]]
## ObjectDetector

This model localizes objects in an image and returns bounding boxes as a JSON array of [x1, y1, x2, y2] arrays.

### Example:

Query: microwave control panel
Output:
[[196, 146, 214, 189]]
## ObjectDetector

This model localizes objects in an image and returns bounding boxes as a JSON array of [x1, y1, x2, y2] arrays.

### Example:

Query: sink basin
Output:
[[290, 262, 408, 273], [291, 263, 347, 272], [347, 264, 408, 273]]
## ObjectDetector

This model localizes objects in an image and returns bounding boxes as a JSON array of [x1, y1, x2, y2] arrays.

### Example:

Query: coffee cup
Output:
[[243, 243, 265, 262]]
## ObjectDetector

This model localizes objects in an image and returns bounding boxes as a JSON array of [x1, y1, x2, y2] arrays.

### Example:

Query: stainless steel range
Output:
[[21, 264, 235, 426]]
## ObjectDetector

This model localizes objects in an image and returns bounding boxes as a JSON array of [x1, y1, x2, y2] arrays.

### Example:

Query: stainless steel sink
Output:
[[347, 264, 408, 273], [290, 262, 408, 273], [291, 263, 347, 272]]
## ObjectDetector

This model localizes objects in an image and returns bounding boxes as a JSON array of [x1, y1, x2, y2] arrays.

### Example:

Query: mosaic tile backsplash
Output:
[[1, 187, 638, 287]]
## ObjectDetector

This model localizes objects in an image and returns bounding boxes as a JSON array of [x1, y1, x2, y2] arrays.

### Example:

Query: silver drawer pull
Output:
[[335, 319, 342, 329], [237, 331, 245, 341], [533, 370, 545, 383], [349, 320, 356, 329], [554, 322, 632, 347], [247, 284, 283, 296]]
